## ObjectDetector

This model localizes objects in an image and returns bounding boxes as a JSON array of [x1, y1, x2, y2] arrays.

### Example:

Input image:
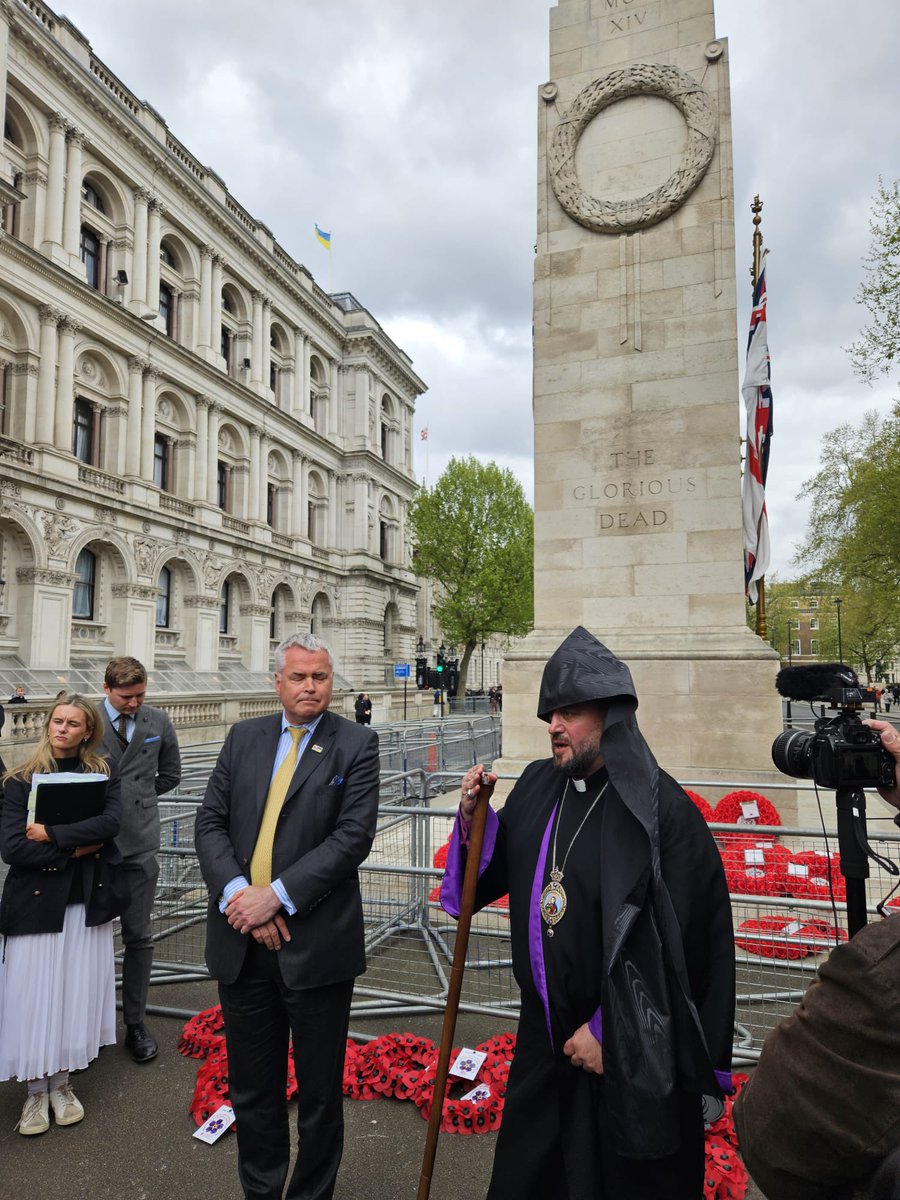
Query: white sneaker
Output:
[[17, 1092, 50, 1135], [49, 1084, 84, 1126]]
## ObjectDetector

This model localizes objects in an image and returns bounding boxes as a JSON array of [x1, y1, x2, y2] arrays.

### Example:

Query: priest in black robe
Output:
[[441, 627, 734, 1200]]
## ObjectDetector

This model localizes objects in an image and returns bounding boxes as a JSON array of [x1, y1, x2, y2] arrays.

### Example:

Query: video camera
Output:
[[771, 663, 895, 791]]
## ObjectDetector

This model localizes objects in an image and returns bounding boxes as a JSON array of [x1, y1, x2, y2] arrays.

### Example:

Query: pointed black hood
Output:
[[538, 627, 658, 846], [537, 626, 637, 723]]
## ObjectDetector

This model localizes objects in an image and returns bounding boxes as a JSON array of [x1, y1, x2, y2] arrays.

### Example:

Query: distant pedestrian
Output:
[[362, 694, 372, 725], [433, 689, 442, 718], [354, 693, 367, 725], [8, 687, 26, 704]]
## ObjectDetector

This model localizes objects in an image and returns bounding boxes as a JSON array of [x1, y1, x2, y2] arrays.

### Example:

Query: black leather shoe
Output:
[[125, 1022, 158, 1062]]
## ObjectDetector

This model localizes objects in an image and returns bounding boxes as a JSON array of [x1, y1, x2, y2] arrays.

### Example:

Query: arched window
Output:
[[159, 282, 174, 337], [73, 548, 96, 619], [219, 579, 231, 633], [80, 225, 101, 289], [156, 566, 172, 628], [72, 398, 94, 463], [153, 433, 170, 491], [81, 182, 106, 213]]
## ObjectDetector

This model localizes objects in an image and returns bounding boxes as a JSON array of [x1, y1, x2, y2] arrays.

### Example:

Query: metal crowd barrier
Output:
[[134, 768, 900, 1064]]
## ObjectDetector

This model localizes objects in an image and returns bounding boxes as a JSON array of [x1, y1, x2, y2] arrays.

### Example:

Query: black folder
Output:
[[31, 777, 108, 826]]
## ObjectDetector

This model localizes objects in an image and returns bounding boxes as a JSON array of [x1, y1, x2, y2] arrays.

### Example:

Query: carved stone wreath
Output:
[[547, 63, 718, 234]]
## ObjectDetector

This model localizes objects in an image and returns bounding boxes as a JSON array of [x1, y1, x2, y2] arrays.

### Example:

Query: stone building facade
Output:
[[0, 0, 425, 695]]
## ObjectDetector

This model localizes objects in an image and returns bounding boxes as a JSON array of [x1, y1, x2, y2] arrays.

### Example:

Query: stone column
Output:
[[328, 360, 340, 437], [292, 328, 306, 417], [169, 288, 180, 342], [139, 366, 157, 479], [259, 435, 270, 523], [198, 245, 213, 348], [42, 113, 67, 252], [327, 471, 338, 548], [353, 473, 368, 548], [61, 129, 85, 258], [291, 450, 304, 535], [250, 291, 264, 385], [355, 367, 370, 443], [262, 299, 272, 391], [194, 395, 210, 502], [53, 317, 77, 450], [210, 254, 224, 353], [248, 425, 261, 521], [175, 436, 195, 501], [125, 356, 144, 476], [131, 187, 150, 306], [17, 566, 76, 669], [36, 307, 60, 447], [145, 199, 162, 314], [97, 235, 109, 296], [206, 403, 220, 504]]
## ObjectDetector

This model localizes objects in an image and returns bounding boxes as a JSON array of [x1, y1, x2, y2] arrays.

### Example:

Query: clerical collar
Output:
[[570, 765, 608, 793]]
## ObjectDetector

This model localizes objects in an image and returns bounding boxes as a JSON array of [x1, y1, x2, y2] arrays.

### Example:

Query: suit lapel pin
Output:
[[311, 744, 323, 753]]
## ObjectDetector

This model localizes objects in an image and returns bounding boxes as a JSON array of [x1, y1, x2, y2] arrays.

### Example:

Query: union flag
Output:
[[741, 247, 773, 604]]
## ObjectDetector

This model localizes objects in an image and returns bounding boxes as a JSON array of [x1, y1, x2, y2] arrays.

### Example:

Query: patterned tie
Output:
[[115, 713, 129, 751], [249, 726, 307, 887]]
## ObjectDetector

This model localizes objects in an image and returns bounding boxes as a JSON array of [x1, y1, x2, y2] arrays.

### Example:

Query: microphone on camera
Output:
[[775, 663, 859, 701]]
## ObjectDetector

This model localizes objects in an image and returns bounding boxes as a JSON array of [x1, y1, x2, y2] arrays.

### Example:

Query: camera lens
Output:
[[772, 728, 814, 779]]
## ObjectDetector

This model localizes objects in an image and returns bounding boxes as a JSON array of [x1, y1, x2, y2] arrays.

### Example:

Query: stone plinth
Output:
[[500, 0, 783, 783]]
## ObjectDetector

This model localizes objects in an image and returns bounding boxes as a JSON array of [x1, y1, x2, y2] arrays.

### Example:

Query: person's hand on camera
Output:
[[863, 719, 900, 808], [459, 764, 497, 825]]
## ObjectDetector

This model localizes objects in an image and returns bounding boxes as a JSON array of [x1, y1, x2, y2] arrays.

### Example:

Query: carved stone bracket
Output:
[[112, 583, 160, 600], [17, 567, 76, 586]]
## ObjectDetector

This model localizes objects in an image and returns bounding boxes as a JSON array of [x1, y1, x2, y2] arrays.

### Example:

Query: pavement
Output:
[[0, 973, 769, 1200]]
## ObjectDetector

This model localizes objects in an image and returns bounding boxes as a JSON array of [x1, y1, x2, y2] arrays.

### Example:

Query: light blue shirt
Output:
[[220, 712, 324, 917], [104, 697, 133, 742]]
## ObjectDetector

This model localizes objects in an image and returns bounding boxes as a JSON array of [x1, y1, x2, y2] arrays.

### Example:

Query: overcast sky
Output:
[[54, 0, 900, 577]]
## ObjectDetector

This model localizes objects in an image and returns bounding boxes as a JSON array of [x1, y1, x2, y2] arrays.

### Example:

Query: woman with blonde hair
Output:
[[0, 692, 122, 1135]]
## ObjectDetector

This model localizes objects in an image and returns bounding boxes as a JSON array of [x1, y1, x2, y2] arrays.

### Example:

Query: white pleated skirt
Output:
[[0, 903, 116, 1082]]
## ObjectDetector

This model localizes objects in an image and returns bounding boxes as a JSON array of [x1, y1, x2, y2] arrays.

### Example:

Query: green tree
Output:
[[796, 404, 900, 602], [847, 178, 900, 384], [409, 456, 533, 699]]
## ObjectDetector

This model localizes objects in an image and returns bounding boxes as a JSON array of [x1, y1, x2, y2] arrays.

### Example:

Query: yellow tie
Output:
[[250, 726, 306, 887]]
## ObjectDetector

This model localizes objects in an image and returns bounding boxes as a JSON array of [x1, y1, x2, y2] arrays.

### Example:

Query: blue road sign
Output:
[[394, 663, 411, 678]]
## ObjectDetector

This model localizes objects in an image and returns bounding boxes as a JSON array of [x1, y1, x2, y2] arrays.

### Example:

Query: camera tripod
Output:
[[835, 787, 870, 937]]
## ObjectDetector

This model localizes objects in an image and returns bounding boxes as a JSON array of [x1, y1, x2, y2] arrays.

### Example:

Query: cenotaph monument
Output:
[[501, 0, 784, 789]]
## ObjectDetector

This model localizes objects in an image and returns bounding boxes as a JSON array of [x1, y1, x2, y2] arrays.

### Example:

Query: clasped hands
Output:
[[225, 884, 292, 951], [26, 823, 102, 857]]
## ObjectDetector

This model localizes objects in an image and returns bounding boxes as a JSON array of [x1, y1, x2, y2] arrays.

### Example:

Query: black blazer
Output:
[[0, 762, 123, 936], [195, 709, 379, 990]]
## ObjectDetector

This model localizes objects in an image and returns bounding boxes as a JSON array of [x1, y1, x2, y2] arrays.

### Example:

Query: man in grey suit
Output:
[[101, 656, 181, 1062], [195, 632, 379, 1200]]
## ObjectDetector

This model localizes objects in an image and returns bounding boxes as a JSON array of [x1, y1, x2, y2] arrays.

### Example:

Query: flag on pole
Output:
[[741, 247, 773, 604], [420, 428, 428, 440], [314, 224, 331, 250]]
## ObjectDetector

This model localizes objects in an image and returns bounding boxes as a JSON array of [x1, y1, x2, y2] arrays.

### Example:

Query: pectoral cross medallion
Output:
[[540, 868, 567, 936]]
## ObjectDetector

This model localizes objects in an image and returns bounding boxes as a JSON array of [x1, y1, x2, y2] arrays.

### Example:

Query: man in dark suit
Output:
[[100, 656, 181, 1062], [195, 632, 379, 1200]]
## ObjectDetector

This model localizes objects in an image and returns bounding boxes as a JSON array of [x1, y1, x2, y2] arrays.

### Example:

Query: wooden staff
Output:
[[416, 774, 496, 1200]]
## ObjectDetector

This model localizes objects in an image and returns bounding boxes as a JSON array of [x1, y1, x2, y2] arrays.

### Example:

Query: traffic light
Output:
[[427, 668, 441, 689], [446, 657, 459, 697], [415, 657, 428, 688]]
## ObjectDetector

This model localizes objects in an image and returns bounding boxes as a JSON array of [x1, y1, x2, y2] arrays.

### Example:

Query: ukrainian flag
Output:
[[315, 224, 332, 250]]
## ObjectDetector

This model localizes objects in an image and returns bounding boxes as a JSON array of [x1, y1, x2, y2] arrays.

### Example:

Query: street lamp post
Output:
[[439, 642, 446, 718], [834, 597, 843, 664]]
